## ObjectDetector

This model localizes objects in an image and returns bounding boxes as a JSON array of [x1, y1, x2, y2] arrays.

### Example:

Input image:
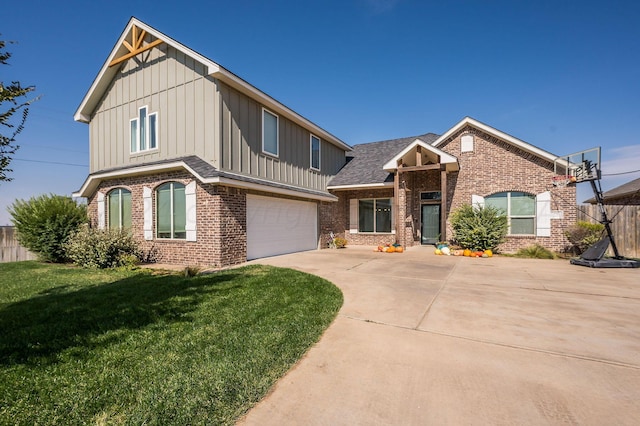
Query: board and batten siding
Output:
[[89, 36, 218, 173], [218, 82, 346, 192]]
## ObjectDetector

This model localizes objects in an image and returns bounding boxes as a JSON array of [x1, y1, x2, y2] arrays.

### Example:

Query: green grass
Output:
[[0, 261, 343, 425]]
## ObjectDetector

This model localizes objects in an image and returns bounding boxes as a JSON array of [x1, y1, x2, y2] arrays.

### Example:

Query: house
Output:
[[74, 18, 576, 267], [585, 177, 640, 205], [325, 118, 576, 253]]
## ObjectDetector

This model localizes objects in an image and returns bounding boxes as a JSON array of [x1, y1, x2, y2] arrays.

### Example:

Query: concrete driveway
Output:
[[239, 246, 640, 425]]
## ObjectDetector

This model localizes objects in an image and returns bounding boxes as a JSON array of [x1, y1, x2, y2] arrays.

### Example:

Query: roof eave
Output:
[[381, 139, 459, 171], [212, 67, 351, 152], [327, 182, 394, 191], [431, 117, 558, 163], [74, 17, 221, 123]]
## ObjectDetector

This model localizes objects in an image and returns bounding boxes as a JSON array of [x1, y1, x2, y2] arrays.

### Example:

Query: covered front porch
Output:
[[383, 139, 460, 248]]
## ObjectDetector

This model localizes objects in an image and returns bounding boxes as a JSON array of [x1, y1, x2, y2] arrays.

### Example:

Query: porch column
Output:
[[440, 166, 447, 241], [394, 162, 401, 244]]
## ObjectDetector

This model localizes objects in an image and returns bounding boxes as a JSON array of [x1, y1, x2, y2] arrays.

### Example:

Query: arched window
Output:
[[156, 182, 186, 239], [485, 191, 535, 235], [108, 188, 131, 230]]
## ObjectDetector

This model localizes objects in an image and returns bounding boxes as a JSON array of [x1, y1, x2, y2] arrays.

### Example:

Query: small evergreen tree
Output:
[[450, 204, 508, 251], [9, 194, 88, 262]]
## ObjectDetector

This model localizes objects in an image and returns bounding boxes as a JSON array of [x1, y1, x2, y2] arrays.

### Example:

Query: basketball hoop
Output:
[[552, 175, 576, 187]]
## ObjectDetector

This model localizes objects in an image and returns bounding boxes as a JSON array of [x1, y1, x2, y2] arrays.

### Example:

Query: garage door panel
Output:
[[247, 195, 318, 260]]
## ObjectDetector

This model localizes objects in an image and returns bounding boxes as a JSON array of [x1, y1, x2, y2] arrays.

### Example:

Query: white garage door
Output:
[[246, 195, 318, 260]]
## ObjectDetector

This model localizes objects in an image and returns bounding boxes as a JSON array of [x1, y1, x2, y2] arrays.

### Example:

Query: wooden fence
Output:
[[0, 226, 37, 263], [576, 204, 640, 259]]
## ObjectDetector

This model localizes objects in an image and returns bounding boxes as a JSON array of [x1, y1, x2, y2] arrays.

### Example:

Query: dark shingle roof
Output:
[[328, 133, 440, 187], [585, 176, 640, 204]]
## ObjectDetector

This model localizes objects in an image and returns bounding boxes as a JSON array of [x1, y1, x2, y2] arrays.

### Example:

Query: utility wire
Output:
[[12, 158, 88, 167], [602, 169, 640, 176]]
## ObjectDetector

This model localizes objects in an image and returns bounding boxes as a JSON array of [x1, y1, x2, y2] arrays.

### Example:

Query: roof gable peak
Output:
[[432, 116, 558, 162]]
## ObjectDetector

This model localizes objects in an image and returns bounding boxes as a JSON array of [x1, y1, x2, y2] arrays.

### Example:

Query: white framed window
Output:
[[485, 191, 535, 235], [310, 134, 321, 170], [156, 182, 186, 239], [130, 106, 158, 153], [262, 108, 279, 157], [358, 198, 392, 233], [108, 188, 131, 230]]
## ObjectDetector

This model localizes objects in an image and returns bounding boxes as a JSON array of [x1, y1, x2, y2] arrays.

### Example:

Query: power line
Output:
[[602, 169, 640, 176], [20, 143, 88, 154], [12, 158, 88, 167]]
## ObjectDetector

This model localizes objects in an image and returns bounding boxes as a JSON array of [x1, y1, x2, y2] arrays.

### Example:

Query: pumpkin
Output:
[[387, 246, 395, 253], [484, 249, 493, 257], [441, 246, 451, 255], [475, 251, 484, 257], [463, 249, 472, 257], [435, 249, 442, 255], [395, 246, 404, 253]]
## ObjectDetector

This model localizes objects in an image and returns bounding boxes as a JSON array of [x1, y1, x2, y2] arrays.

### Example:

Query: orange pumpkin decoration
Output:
[[395, 246, 404, 253], [484, 249, 493, 257], [463, 249, 472, 257], [387, 246, 395, 253]]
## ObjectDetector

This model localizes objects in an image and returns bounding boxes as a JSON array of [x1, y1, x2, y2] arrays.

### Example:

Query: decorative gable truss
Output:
[[108, 25, 164, 67]]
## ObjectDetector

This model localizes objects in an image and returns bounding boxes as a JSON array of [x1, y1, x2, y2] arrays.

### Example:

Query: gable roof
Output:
[[432, 116, 559, 163], [382, 139, 459, 172], [327, 133, 439, 189], [74, 17, 350, 152], [585, 176, 640, 204]]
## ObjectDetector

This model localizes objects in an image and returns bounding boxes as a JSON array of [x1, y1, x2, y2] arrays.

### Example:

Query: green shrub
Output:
[[450, 204, 508, 251], [564, 221, 605, 254], [65, 225, 141, 268], [9, 194, 87, 262], [514, 244, 556, 259]]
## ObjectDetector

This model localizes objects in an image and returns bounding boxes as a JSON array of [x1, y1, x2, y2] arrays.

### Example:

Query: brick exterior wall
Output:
[[87, 171, 248, 268], [324, 125, 577, 253]]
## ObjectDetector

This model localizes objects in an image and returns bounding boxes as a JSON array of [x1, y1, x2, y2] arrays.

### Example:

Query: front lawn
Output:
[[0, 261, 343, 425]]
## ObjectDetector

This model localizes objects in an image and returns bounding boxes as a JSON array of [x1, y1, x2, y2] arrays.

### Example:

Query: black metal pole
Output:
[[589, 178, 622, 259]]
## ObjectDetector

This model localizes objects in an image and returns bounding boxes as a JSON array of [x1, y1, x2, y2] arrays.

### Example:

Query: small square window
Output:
[[461, 134, 474, 153]]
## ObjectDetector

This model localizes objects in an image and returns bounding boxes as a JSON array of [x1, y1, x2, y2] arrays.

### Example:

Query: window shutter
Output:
[[349, 199, 358, 233], [143, 186, 153, 240], [185, 181, 197, 241], [536, 191, 551, 237], [472, 194, 485, 209], [97, 192, 106, 230]]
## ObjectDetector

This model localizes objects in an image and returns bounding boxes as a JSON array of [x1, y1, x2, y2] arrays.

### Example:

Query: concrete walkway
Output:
[[239, 246, 640, 425]]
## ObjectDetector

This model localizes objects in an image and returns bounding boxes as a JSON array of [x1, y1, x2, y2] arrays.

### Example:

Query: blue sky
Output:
[[2, 0, 639, 224]]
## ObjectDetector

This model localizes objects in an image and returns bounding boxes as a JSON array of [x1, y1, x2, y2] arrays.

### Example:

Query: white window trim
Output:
[[261, 107, 279, 157], [353, 197, 395, 234], [130, 106, 159, 154], [108, 188, 128, 230], [484, 192, 536, 236], [143, 186, 153, 240], [97, 192, 106, 230], [156, 182, 187, 240], [310, 134, 321, 171]]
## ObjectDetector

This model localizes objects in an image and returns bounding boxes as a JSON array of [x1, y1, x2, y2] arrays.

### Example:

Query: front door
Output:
[[421, 204, 440, 245]]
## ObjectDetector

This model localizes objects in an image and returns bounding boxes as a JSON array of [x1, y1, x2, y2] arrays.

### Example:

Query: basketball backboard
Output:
[[553, 147, 601, 183]]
